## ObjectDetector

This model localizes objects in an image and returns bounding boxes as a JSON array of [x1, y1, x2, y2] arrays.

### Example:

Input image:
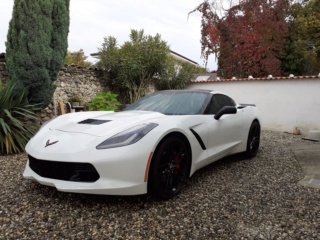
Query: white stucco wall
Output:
[[187, 78, 320, 134]]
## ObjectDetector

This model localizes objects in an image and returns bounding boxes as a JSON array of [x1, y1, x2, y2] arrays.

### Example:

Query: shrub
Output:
[[88, 92, 121, 111], [0, 81, 40, 155]]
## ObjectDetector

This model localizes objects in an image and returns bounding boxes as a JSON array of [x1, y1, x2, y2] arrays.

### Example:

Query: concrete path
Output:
[[291, 141, 320, 189]]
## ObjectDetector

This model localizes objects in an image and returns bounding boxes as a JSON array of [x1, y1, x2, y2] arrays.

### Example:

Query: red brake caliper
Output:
[[174, 151, 180, 171]]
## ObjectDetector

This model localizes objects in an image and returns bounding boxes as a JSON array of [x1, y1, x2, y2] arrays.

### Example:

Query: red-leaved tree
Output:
[[191, 0, 290, 78]]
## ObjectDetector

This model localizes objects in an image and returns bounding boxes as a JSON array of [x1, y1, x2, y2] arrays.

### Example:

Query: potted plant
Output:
[[68, 96, 82, 107]]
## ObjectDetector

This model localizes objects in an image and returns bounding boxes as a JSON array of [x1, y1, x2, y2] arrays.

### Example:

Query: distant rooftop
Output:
[[193, 73, 218, 81], [169, 50, 198, 66]]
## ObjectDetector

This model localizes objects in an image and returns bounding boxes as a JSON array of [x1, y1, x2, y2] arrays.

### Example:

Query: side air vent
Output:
[[190, 129, 206, 150], [78, 119, 111, 125]]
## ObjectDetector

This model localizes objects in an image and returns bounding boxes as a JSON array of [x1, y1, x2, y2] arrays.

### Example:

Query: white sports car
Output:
[[23, 90, 260, 199]]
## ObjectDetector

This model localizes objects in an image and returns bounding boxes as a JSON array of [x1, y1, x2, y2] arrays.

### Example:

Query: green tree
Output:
[[282, 0, 320, 75], [65, 49, 92, 67], [98, 29, 170, 103], [192, 65, 209, 74], [155, 57, 202, 90], [6, 0, 70, 107]]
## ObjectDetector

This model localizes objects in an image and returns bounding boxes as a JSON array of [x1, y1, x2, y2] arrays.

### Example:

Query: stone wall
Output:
[[0, 53, 108, 123], [40, 64, 108, 122], [0, 53, 8, 84]]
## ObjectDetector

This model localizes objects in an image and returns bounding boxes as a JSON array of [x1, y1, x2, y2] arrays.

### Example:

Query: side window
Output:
[[204, 94, 236, 115], [218, 94, 236, 107], [204, 97, 213, 114], [204, 95, 222, 114]]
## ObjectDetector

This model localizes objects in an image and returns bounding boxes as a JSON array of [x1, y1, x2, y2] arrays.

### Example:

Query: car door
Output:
[[205, 94, 247, 162]]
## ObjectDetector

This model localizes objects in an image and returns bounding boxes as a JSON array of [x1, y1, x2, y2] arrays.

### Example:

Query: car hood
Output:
[[49, 111, 165, 137]]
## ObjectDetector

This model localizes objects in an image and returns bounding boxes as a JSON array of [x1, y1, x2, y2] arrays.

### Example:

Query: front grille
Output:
[[28, 155, 100, 182]]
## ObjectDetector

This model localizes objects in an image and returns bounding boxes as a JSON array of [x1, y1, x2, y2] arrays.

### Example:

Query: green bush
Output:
[[88, 92, 121, 111], [0, 81, 40, 155]]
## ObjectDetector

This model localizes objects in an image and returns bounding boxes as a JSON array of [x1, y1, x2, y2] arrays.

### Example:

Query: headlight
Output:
[[96, 123, 158, 149]]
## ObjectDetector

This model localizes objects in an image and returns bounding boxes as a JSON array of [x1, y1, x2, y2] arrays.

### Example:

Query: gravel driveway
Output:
[[1, 131, 319, 239]]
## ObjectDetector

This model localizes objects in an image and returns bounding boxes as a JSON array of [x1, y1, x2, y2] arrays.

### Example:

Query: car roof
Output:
[[157, 89, 214, 94], [156, 89, 235, 98]]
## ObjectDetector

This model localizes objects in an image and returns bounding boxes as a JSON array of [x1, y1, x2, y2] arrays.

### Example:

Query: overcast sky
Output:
[[0, 0, 217, 70]]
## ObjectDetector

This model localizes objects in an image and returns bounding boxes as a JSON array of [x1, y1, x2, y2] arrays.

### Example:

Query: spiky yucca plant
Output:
[[0, 81, 39, 155]]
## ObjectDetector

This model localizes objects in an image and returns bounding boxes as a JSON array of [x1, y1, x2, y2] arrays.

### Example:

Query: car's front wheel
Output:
[[246, 121, 261, 158], [148, 136, 190, 200]]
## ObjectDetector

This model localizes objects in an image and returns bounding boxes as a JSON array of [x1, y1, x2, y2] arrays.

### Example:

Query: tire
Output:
[[245, 121, 261, 158], [148, 136, 190, 200]]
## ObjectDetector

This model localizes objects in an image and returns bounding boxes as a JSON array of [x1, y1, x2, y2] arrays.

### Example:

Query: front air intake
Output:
[[28, 155, 100, 182]]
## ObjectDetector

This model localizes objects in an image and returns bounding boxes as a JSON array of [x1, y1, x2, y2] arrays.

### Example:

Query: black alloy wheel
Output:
[[148, 136, 190, 200], [246, 121, 261, 158]]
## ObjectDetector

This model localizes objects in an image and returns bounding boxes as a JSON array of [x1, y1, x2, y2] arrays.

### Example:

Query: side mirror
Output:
[[214, 106, 237, 120]]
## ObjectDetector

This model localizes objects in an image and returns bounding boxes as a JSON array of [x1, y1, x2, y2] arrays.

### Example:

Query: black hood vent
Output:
[[78, 119, 111, 125]]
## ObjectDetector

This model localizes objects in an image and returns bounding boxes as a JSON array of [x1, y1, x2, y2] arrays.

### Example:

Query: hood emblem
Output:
[[45, 139, 59, 148]]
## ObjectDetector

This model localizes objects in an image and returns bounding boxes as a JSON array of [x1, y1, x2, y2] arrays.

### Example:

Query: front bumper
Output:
[[23, 135, 155, 195], [23, 162, 147, 195]]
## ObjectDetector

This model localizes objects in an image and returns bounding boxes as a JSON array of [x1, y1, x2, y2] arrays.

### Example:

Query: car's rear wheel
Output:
[[148, 136, 190, 200], [246, 121, 260, 158]]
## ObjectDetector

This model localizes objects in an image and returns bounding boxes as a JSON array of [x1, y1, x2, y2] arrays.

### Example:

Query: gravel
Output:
[[0, 130, 319, 239]]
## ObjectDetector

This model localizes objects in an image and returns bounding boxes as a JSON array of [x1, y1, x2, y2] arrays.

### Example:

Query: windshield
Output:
[[123, 91, 209, 115]]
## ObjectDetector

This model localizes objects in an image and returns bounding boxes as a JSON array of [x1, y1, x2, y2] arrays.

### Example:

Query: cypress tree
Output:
[[50, 0, 70, 82], [6, 0, 70, 107]]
